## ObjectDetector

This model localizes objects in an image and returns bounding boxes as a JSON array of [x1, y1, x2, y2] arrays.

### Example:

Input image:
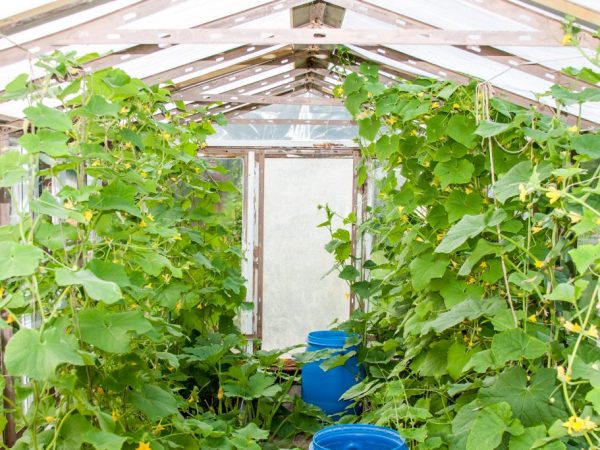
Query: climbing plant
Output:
[[0, 51, 308, 449], [327, 35, 600, 449]]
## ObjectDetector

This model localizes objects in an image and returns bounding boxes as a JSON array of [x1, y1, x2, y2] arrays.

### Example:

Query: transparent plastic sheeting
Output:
[[261, 158, 353, 351], [208, 103, 358, 142]]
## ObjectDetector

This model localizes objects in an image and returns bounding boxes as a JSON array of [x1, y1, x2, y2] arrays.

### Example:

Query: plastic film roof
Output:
[[0, 0, 599, 136]]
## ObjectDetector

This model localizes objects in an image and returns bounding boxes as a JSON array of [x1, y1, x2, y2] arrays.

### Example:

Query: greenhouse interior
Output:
[[1, 0, 600, 449]]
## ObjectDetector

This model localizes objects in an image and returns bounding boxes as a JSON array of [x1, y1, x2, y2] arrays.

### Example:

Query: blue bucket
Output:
[[301, 330, 361, 415], [309, 424, 408, 450]]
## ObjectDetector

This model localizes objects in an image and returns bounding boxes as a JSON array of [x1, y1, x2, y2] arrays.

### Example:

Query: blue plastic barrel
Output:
[[301, 330, 361, 415], [309, 424, 408, 450]]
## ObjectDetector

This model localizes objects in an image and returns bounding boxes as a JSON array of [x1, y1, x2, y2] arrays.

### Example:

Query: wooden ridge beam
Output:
[[52, 28, 565, 46], [227, 118, 354, 125], [175, 92, 343, 106]]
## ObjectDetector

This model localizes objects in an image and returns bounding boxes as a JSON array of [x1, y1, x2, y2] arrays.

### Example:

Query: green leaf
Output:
[[0, 151, 28, 187], [447, 341, 470, 380], [474, 120, 511, 138], [409, 253, 449, 290], [479, 367, 566, 426], [508, 271, 543, 293], [86, 259, 130, 288], [222, 372, 281, 400], [466, 402, 523, 450], [375, 135, 399, 160], [82, 430, 126, 450], [79, 309, 152, 353], [458, 239, 512, 276], [444, 190, 483, 223], [55, 268, 122, 304], [358, 116, 380, 141], [31, 191, 71, 219], [435, 210, 506, 254], [4, 327, 83, 380], [491, 329, 547, 363], [18, 130, 70, 157], [463, 349, 502, 373], [339, 265, 360, 281], [133, 251, 170, 276], [1, 73, 29, 101], [421, 297, 503, 334], [544, 282, 577, 303], [131, 384, 179, 421], [24, 104, 72, 132], [494, 161, 551, 203], [83, 94, 120, 117], [0, 241, 43, 280], [569, 243, 600, 273], [433, 159, 474, 188], [342, 72, 363, 95], [91, 180, 140, 216], [570, 134, 600, 158], [447, 115, 477, 148], [508, 426, 547, 450]]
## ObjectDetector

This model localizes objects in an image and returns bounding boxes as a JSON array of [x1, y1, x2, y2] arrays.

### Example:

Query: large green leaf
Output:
[[0, 151, 28, 187], [421, 297, 502, 334], [433, 159, 474, 188], [446, 115, 477, 148], [222, 372, 281, 400], [570, 134, 600, 159], [55, 268, 122, 304], [491, 329, 547, 364], [18, 130, 70, 157], [31, 191, 71, 219], [479, 367, 566, 426], [24, 104, 72, 132], [408, 252, 449, 291], [79, 309, 152, 353], [1, 73, 29, 101], [83, 94, 121, 117], [494, 161, 551, 203], [90, 180, 140, 216], [0, 241, 43, 280], [466, 402, 523, 450], [474, 120, 511, 138], [83, 430, 126, 450], [458, 239, 512, 276], [435, 210, 506, 254], [444, 190, 483, 223], [130, 384, 179, 421], [86, 259, 131, 288], [4, 327, 83, 380], [569, 243, 600, 273]]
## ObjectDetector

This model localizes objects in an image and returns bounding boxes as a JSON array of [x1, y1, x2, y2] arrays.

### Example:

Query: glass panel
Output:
[[261, 157, 353, 350]]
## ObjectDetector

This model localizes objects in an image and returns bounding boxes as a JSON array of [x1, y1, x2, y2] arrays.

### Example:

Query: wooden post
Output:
[[0, 126, 17, 447]]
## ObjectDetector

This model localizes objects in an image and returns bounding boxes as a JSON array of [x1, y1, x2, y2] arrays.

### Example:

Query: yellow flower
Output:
[[217, 387, 225, 400], [534, 260, 544, 269], [415, 236, 424, 242], [452, 103, 460, 109], [139, 219, 147, 228], [386, 116, 397, 126], [596, 218, 600, 226], [400, 215, 409, 223], [45, 416, 55, 423], [200, 142, 207, 149], [333, 86, 344, 96], [140, 172, 148, 178], [437, 233, 445, 241], [0, 288, 3, 297], [410, 129, 418, 136], [176, 300, 183, 312], [367, 91, 373, 98], [123, 162, 132, 170], [466, 276, 476, 285], [95, 386, 104, 395], [161, 132, 171, 141], [564, 321, 582, 333], [561, 33, 573, 46], [136, 442, 152, 450], [465, 187, 473, 194], [146, 213, 154, 222], [431, 101, 440, 109], [585, 324, 599, 339], [91, 160, 101, 167], [479, 260, 488, 269], [144, 282, 153, 289], [557, 365, 572, 382], [124, 142, 133, 151], [119, 106, 129, 115], [111, 410, 119, 421], [153, 424, 165, 435], [63, 199, 74, 209], [518, 184, 528, 202], [568, 211, 581, 223], [83, 210, 93, 222], [6, 314, 14, 324], [162, 273, 171, 283], [397, 206, 404, 214], [546, 186, 561, 204], [532, 225, 542, 234], [417, 92, 424, 98], [528, 314, 537, 323], [562, 415, 597, 435], [172, 233, 182, 241]]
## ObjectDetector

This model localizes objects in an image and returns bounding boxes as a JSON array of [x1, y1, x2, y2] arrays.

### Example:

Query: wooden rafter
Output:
[[524, 0, 600, 28], [50, 28, 567, 46]]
